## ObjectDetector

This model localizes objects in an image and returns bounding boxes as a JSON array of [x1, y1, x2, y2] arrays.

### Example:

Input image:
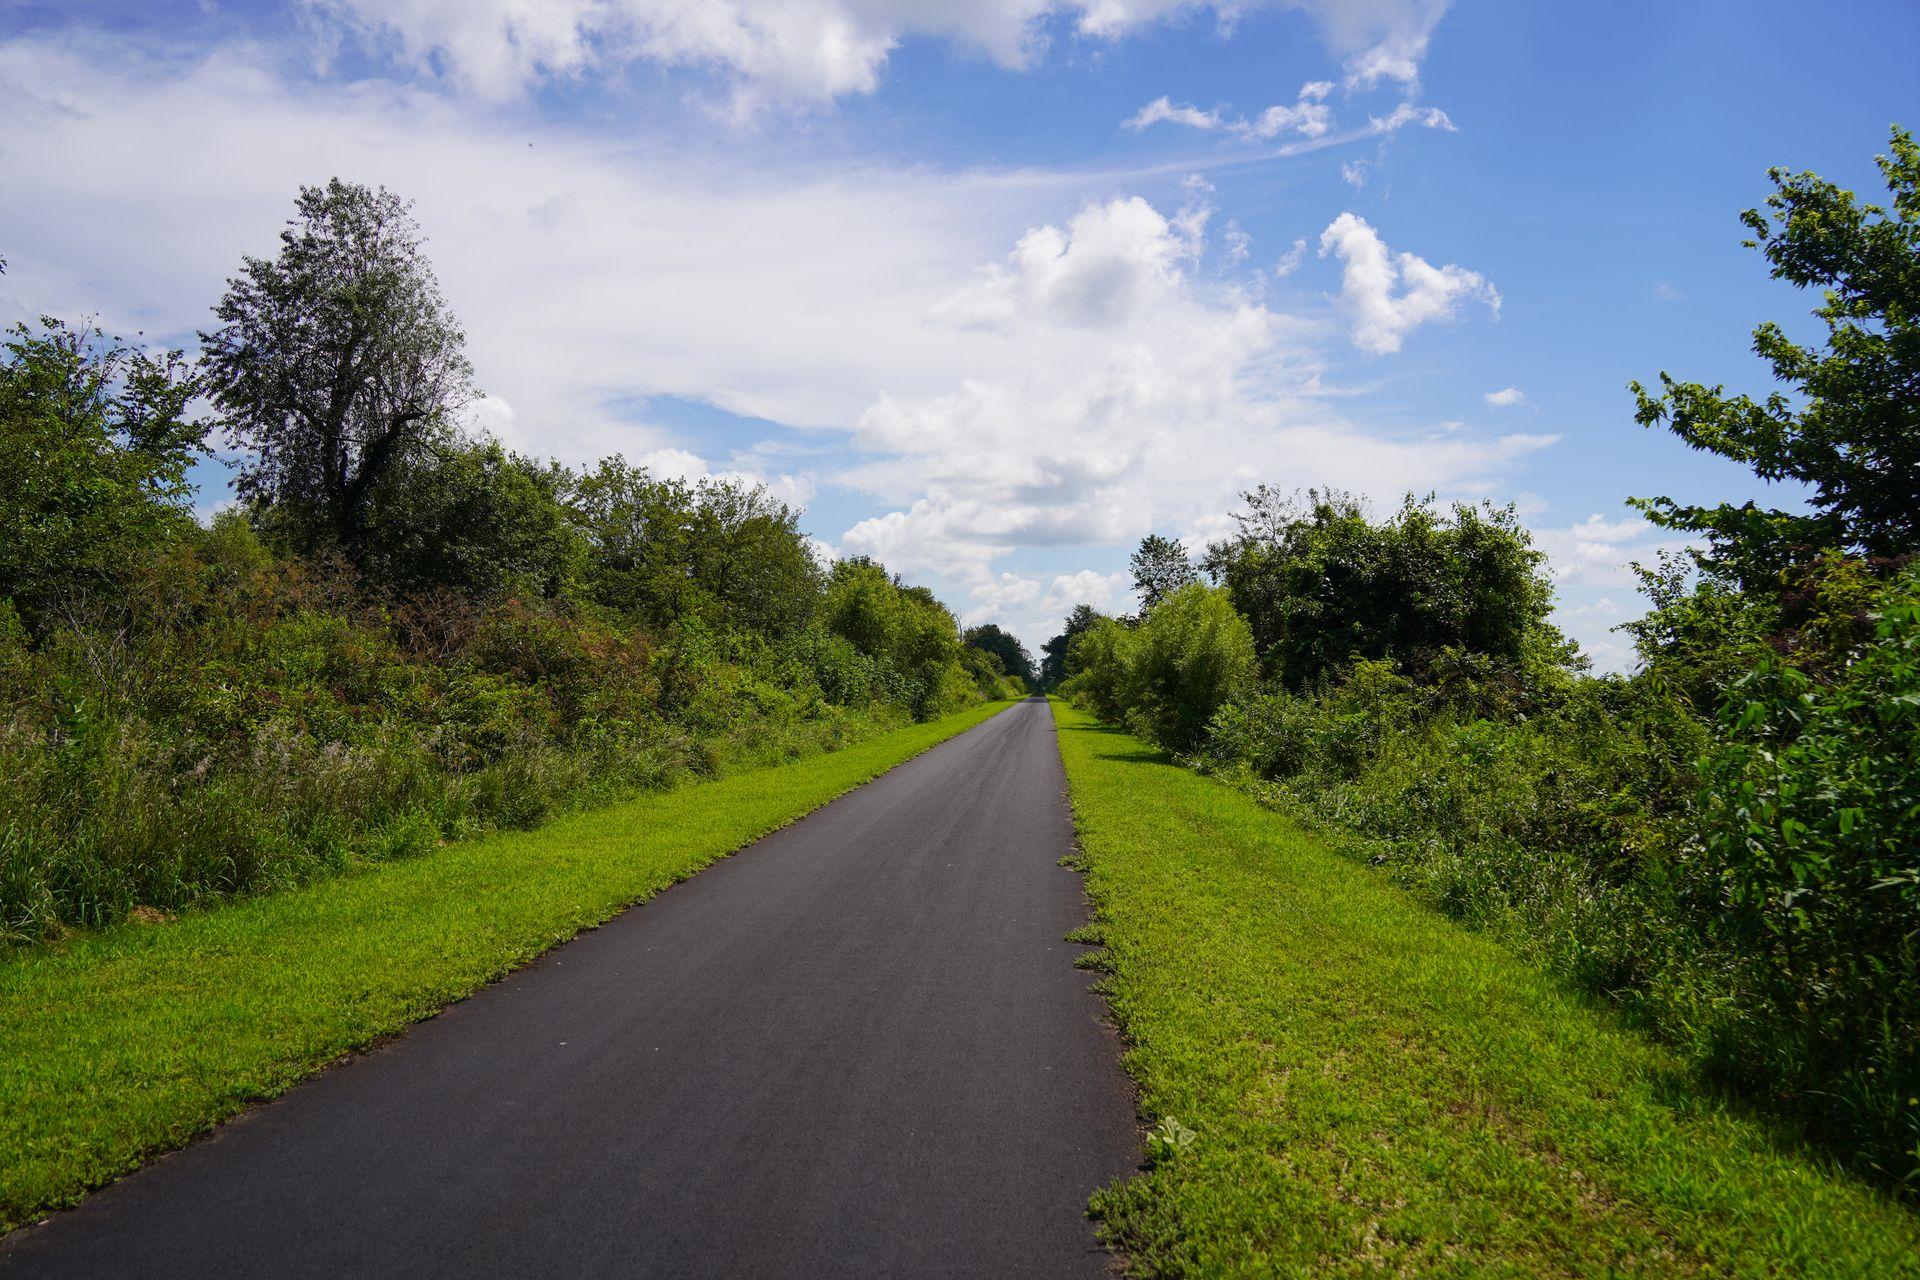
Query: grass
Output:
[[0, 699, 1009, 1233], [1050, 700, 1920, 1279]]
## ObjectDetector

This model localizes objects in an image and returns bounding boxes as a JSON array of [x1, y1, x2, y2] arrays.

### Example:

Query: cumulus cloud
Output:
[[1484, 386, 1526, 407], [0, 34, 1089, 463], [935, 195, 1202, 332], [309, 0, 1454, 109], [1318, 211, 1499, 354], [839, 192, 1552, 642]]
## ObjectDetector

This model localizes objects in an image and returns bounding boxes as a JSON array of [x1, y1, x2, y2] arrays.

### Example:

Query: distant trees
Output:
[[1039, 603, 1102, 688], [961, 623, 1034, 686], [201, 179, 475, 559]]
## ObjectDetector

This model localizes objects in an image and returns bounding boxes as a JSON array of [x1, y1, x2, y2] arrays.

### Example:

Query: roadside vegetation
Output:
[[0, 181, 1029, 944], [1054, 700, 1920, 1277], [1048, 129, 1920, 1190], [0, 700, 1003, 1232]]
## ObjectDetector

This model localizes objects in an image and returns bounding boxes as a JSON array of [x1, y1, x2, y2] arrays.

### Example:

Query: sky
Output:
[[3, 1, 1916, 668]]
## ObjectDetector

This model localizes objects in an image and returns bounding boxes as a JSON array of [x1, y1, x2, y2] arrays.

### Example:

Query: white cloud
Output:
[[1124, 96, 1223, 132], [1318, 211, 1499, 355], [1273, 237, 1308, 278], [1654, 280, 1685, 302], [1237, 80, 1335, 139], [1336, 0, 1449, 91], [1340, 159, 1369, 187], [1483, 385, 1526, 408], [842, 193, 1553, 641], [1368, 101, 1455, 134], [310, 0, 1454, 110], [935, 194, 1202, 332], [637, 446, 815, 507], [0, 34, 1081, 465], [1534, 514, 1688, 588], [1123, 80, 1334, 141]]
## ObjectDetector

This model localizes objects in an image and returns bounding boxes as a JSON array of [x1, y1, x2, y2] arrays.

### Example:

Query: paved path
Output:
[[1, 698, 1137, 1278]]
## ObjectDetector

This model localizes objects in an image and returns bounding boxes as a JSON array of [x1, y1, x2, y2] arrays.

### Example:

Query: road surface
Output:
[[1, 697, 1137, 1278]]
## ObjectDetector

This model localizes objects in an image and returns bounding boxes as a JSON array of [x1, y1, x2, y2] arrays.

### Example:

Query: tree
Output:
[[1130, 533, 1198, 611], [359, 442, 581, 600], [0, 316, 206, 614], [962, 623, 1034, 685], [1040, 603, 1103, 688], [1204, 488, 1566, 691], [571, 457, 822, 636], [1630, 126, 1920, 587], [201, 179, 475, 557]]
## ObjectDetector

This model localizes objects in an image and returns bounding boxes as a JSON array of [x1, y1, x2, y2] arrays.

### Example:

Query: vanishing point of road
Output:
[[1, 697, 1139, 1278]]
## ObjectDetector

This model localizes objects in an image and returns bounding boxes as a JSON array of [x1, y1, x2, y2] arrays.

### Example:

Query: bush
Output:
[[1119, 584, 1256, 752], [1687, 566, 1920, 1176]]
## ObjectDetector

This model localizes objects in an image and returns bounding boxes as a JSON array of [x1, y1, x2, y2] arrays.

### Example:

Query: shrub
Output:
[[1120, 584, 1256, 752]]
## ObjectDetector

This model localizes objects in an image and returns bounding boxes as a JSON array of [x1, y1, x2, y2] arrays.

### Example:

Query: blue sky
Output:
[[3, 1, 1916, 664]]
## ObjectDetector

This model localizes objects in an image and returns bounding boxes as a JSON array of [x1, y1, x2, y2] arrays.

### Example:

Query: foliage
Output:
[[1630, 126, 1920, 586], [1053, 700, 1920, 1277], [3, 177, 1018, 943], [1110, 583, 1256, 753], [360, 441, 581, 600], [0, 317, 207, 615], [961, 622, 1035, 685], [201, 179, 474, 557], [820, 558, 970, 717], [569, 456, 821, 636], [1687, 565, 1920, 1174], [1202, 488, 1570, 691], [1128, 534, 1198, 611], [1039, 602, 1102, 688]]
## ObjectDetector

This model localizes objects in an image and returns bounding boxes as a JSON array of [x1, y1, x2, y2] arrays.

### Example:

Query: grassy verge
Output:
[[0, 699, 1009, 1232], [1051, 701, 1920, 1278]]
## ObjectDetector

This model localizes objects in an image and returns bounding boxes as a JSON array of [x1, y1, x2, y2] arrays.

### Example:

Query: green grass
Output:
[[0, 699, 1009, 1233], [1050, 700, 1920, 1278]]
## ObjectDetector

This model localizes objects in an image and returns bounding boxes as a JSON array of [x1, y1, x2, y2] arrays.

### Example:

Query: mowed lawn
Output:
[[0, 700, 1009, 1233], [1051, 700, 1920, 1279]]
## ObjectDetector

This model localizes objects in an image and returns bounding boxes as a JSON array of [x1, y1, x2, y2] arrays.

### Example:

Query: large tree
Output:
[[201, 179, 475, 556], [1630, 126, 1920, 586]]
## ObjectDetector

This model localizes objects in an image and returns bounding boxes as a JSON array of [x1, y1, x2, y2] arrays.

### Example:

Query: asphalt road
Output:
[[1, 697, 1138, 1279]]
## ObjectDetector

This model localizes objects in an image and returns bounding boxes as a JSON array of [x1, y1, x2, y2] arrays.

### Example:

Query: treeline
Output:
[[0, 182, 1028, 943], [1049, 129, 1920, 1185]]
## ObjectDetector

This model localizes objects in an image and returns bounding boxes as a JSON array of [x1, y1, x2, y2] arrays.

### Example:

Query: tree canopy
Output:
[[1203, 488, 1567, 690], [201, 179, 475, 557], [962, 623, 1035, 685], [1630, 126, 1920, 586], [0, 316, 206, 613], [1129, 534, 1199, 611]]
